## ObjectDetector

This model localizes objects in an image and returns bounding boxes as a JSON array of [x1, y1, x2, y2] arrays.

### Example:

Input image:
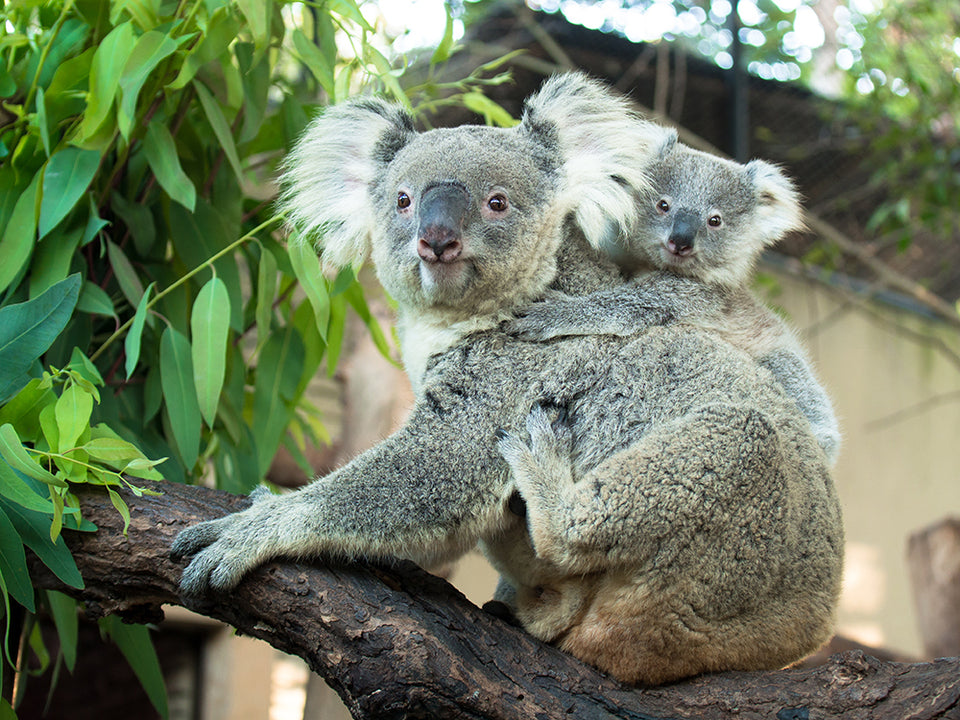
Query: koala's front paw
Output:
[[171, 493, 278, 595], [496, 403, 574, 497]]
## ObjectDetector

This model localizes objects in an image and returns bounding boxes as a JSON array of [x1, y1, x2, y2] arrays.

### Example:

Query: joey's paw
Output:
[[816, 429, 842, 467], [503, 296, 588, 342]]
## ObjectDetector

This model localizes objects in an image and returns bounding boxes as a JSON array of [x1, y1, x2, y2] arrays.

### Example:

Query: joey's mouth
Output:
[[660, 245, 696, 268]]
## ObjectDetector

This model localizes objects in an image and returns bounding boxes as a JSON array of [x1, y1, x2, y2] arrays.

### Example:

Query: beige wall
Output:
[[766, 271, 960, 656]]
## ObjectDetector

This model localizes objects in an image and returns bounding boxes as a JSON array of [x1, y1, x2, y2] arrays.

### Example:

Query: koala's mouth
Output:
[[418, 257, 473, 299]]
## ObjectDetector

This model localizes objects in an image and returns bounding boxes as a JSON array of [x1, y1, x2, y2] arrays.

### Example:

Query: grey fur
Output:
[[171, 74, 843, 685], [505, 133, 842, 465]]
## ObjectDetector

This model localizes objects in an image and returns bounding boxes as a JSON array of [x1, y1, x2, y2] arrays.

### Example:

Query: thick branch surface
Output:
[[30, 483, 960, 720]]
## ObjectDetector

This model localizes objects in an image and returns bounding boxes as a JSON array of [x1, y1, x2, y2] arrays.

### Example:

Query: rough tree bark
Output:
[[28, 482, 960, 720]]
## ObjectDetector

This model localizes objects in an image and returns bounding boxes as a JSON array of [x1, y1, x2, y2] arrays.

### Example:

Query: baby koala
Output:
[[507, 131, 840, 465]]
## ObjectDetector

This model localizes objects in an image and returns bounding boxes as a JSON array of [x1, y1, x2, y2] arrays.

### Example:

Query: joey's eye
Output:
[[708, 214, 722, 227], [397, 191, 411, 210], [656, 199, 670, 213], [487, 194, 508, 213]]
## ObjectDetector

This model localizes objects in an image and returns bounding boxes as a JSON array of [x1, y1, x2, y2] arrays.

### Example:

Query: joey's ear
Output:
[[654, 128, 679, 160], [521, 72, 666, 248], [280, 98, 416, 269], [745, 159, 805, 245]]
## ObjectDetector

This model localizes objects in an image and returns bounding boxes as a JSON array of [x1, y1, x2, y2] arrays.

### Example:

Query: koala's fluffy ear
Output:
[[745, 159, 805, 246], [280, 98, 416, 269], [521, 73, 666, 248]]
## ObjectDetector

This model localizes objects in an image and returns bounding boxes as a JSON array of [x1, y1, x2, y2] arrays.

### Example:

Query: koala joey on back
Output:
[[171, 74, 843, 686], [506, 131, 842, 465]]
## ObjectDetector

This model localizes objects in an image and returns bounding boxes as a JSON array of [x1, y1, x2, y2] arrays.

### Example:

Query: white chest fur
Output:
[[397, 311, 507, 398]]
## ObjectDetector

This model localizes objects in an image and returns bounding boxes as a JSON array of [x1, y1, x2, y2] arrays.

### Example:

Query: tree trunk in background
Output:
[[908, 517, 960, 659], [28, 482, 960, 720]]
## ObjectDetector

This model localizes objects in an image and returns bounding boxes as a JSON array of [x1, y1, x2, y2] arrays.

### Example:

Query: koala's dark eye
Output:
[[656, 199, 670, 213], [708, 214, 722, 227], [397, 191, 411, 210], [487, 194, 508, 213]]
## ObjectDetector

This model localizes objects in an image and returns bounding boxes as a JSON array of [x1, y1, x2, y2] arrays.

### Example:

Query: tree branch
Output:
[[29, 482, 960, 720]]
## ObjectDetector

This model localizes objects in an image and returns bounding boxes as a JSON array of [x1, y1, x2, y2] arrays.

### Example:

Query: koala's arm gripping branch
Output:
[[28, 481, 960, 720], [173, 400, 509, 594]]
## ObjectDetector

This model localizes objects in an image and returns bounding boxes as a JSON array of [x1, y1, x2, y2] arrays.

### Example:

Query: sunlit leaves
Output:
[[292, 28, 335, 99], [0, 0, 460, 708], [78, 21, 135, 145], [117, 31, 181, 139]]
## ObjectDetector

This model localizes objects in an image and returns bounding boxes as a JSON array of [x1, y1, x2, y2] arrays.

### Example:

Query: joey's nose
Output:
[[667, 209, 698, 256], [666, 235, 694, 257]]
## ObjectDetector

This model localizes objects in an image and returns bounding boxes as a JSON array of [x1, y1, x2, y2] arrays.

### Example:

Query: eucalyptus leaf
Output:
[[292, 28, 335, 99], [194, 80, 244, 183], [100, 617, 169, 719], [0, 462, 57, 514], [0, 505, 35, 611], [142, 123, 196, 210], [288, 239, 330, 341], [117, 31, 180, 139], [236, 0, 269, 50], [0, 174, 41, 295], [3, 500, 83, 589], [124, 280, 154, 381], [39, 147, 102, 239], [77, 280, 116, 317], [0, 273, 81, 398], [46, 590, 78, 672], [0, 378, 57, 444], [191, 276, 230, 427], [106, 240, 145, 308], [255, 242, 278, 350], [55, 383, 95, 453], [159, 326, 201, 469], [78, 21, 135, 140], [252, 327, 304, 476]]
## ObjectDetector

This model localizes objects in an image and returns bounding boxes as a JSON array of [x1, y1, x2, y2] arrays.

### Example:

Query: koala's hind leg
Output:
[[497, 403, 577, 566]]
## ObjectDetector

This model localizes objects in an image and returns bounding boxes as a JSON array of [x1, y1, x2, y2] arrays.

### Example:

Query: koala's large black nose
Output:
[[667, 209, 698, 256], [418, 182, 469, 263]]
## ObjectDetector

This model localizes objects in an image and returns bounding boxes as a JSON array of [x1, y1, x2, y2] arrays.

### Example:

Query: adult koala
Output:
[[172, 74, 843, 685]]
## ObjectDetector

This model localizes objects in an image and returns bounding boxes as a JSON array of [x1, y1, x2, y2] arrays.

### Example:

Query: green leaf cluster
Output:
[[840, 2, 960, 246], [0, 0, 517, 713], [0, 0, 418, 714]]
